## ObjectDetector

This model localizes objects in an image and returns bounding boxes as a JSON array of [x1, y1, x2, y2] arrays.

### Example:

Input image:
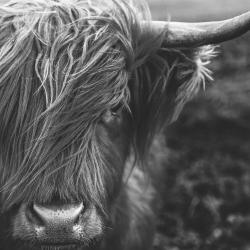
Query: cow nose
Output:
[[30, 202, 84, 227]]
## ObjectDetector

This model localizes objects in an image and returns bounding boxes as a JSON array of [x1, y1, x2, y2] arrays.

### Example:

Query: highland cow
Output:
[[0, 0, 249, 250]]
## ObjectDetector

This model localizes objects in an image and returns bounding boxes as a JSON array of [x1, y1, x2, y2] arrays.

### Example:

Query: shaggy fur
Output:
[[0, 0, 214, 249]]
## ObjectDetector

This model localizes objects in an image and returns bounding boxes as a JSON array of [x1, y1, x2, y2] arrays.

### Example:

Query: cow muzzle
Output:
[[12, 202, 103, 247]]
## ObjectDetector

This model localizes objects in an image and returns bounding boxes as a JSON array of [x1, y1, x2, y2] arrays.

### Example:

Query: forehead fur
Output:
[[0, 0, 214, 212], [0, 0, 150, 210]]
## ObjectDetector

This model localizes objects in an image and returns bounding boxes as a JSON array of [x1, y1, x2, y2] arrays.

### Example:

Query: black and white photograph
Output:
[[0, 0, 249, 249]]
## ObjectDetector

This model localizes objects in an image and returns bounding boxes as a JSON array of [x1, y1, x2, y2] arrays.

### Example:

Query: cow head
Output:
[[0, 0, 249, 249]]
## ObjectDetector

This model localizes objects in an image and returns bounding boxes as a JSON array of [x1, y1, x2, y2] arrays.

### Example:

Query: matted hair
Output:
[[0, 0, 214, 212]]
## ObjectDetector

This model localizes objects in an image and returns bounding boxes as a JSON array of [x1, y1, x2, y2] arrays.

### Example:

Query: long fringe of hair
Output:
[[0, 0, 214, 211]]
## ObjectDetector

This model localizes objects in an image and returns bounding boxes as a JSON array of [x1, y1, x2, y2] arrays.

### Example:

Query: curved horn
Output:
[[148, 11, 250, 48]]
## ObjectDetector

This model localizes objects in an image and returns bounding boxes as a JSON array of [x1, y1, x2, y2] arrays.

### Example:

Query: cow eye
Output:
[[102, 107, 122, 124]]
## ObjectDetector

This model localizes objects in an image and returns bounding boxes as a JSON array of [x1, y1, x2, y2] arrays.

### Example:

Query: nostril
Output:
[[31, 202, 84, 226], [26, 204, 45, 226]]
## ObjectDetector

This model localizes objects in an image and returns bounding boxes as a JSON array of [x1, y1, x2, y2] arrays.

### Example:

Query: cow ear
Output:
[[129, 43, 215, 159]]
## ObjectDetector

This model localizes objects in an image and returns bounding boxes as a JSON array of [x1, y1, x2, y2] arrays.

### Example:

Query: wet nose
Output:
[[31, 202, 84, 227], [13, 202, 86, 243]]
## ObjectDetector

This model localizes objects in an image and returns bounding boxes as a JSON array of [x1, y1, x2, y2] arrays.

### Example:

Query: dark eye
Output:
[[102, 107, 122, 124]]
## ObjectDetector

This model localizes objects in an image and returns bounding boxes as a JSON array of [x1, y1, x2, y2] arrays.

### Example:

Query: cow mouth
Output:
[[39, 243, 82, 250], [39, 243, 87, 250], [15, 234, 102, 250], [21, 240, 99, 250]]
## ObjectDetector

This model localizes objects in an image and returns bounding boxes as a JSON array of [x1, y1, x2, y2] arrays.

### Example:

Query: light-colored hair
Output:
[[0, 0, 214, 212]]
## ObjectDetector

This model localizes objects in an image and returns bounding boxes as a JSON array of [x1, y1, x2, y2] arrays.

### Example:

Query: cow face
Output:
[[0, 1, 136, 248], [0, 0, 214, 249]]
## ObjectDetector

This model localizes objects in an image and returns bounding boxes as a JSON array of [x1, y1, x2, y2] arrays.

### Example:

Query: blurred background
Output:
[[0, 0, 250, 249], [147, 0, 249, 21], [145, 1, 250, 250]]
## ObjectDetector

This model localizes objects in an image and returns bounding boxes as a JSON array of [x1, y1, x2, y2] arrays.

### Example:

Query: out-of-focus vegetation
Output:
[[147, 0, 249, 21], [154, 72, 250, 250], [148, 1, 250, 250]]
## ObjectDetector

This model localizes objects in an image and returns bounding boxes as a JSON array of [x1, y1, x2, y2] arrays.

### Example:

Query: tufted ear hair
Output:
[[130, 10, 250, 163], [129, 39, 215, 161]]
